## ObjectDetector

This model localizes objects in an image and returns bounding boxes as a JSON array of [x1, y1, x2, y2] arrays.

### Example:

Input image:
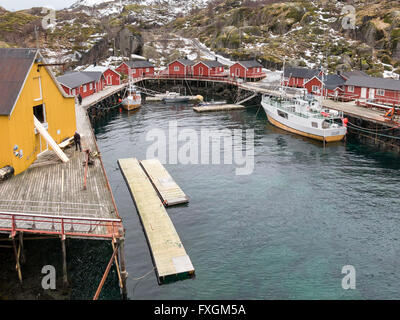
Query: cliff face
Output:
[[0, 0, 399, 77]]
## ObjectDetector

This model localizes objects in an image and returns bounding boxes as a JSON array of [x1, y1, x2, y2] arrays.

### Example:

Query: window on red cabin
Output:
[[312, 85, 320, 93], [377, 89, 385, 96], [174, 66, 179, 71], [348, 86, 354, 93]]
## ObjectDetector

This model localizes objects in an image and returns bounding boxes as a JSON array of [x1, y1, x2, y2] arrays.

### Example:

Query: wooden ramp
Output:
[[118, 158, 194, 284], [193, 104, 245, 113], [140, 159, 189, 207]]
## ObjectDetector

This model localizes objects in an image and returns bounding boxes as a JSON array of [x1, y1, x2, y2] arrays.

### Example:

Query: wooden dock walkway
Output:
[[82, 83, 127, 109], [0, 103, 123, 239], [140, 159, 189, 206], [323, 99, 392, 125], [193, 104, 245, 112], [118, 158, 194, 284]]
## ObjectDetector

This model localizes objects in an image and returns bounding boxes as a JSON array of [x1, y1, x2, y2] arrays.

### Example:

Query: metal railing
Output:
[[0, 200, 122, 239]]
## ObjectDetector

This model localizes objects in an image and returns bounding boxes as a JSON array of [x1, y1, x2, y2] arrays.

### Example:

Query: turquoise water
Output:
[[93, 103, 400, 300]]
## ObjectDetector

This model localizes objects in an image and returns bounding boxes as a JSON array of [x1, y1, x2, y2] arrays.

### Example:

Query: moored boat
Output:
[[122, 82, 141, 111], [261, 94, 347, 142]]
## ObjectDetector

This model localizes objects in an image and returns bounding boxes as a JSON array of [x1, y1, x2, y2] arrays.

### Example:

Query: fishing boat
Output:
[[261, 63, 347, 143], [261, 94, 347, 142], [122, 81, 141, 111]]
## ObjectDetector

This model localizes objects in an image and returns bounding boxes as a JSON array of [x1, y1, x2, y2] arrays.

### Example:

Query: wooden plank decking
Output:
[[193, 104, 245, 112], [0, 103, 122, 239], [118, 158, 194, 284], [140, 159, 189, 207]]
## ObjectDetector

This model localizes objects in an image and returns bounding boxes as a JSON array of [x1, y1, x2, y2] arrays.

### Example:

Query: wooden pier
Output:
[[118, 158, 194, 284], [193, 104, 246, 113], [140, 159, 189, 206], [0, 102, 127, 298]]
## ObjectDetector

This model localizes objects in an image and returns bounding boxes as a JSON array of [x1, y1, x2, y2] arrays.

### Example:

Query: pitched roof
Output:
[[345, 76, 400, 91], [308, 74, 346, 90], [324, 74, 346, 90], [125, 60, 155, 68], [284, 67, 320, 79], [177, 58, 195, 66], [340, 70, 368, 79], [196, 60, 224, 68], [0, 48, 38, 116], [236, 60, 263, 69], [57, 71, 98, 89]]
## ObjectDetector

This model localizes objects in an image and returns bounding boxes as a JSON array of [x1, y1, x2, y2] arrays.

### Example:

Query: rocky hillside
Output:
[[0, 0, 399, 77]]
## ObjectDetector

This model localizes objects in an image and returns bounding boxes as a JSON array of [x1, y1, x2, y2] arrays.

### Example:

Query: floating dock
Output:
[[140, 159, 189, 206], [118, 158, 194, 284], [193, 104, 246, 113]]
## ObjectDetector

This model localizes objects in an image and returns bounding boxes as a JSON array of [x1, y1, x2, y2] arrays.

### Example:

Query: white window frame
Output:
[[348, 85, 354, 93], [132, 69, 136, 74], [174, 66, 180, 72], [377, 89, 385, 96], [146, 68, 149, 72], [312, 85, 320, 93], [90, 83, 93, 90], [33, 76, 43, 102], [83, 85, 87, 93]]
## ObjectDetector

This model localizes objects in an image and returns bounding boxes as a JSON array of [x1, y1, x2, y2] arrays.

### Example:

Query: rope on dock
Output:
[[347, 122, 400, 140], [127, 267, 156, 281]]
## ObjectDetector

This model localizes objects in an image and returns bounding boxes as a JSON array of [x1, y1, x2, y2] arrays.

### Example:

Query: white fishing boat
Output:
[[261, 63, 347, 143], [122, 81, 141, 111], [261, 94, 347, 142]]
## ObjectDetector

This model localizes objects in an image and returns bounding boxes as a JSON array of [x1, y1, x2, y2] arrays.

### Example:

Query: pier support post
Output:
[[12, 235, 22, 284], [118, 235, 128, 300], [61, 236, 68, 289], [19, 232, 25, 264]]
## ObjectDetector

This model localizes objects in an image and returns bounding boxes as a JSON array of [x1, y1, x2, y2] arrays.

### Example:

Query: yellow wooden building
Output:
[[0, 48, 76, 175]]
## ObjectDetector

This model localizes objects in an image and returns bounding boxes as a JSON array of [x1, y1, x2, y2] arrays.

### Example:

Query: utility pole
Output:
[[34, 26, 40, 49]]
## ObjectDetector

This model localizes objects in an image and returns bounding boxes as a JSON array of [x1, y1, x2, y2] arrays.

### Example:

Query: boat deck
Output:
[[0, 104, 123, 240], [118, 158, 194, 284], [140, 159, 189, 207]]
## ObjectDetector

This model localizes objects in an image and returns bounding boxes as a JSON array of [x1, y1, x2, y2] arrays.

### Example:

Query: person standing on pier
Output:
[[78, 94, 82, 105], [74, 131, 82, 152]]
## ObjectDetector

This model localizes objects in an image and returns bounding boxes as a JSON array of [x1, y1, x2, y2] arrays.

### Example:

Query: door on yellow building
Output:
[[33, 104, 48, 155]]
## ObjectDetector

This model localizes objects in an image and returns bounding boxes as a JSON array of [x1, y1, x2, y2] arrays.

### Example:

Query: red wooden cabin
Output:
[[116, 60, 155, 78], [167, 59, 195, 77], [229, 60, 265, 80], [193, 59, 225, 77]]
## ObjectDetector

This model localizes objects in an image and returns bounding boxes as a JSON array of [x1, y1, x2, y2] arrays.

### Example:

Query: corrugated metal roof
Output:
[[238, 60, 263, 69], [57, 71, 102, 89], [197, 60, 225, 68], [176, 59, 195, 66], [284, 67, 320, 79], [345, 76, 400, 91], [0, 48, 38, 116], [125, 60, 155, 68]]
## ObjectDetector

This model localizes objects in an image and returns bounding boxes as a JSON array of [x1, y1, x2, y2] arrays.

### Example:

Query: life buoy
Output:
[[321, 111, 330, 117]]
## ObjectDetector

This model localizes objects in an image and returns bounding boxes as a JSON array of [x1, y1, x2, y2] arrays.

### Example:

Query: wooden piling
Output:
[[61, 236, 68, 288], [118, 236, 128, 299]]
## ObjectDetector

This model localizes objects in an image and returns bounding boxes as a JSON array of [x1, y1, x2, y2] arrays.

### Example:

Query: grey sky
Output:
[[1, 0, 77, 11]]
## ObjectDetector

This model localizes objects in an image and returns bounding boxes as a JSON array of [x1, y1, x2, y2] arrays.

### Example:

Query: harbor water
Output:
[[90, 102, 400, 300]]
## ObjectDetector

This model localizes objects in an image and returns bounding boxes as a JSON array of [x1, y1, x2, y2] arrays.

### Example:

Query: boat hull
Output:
[[122, 103, 141, 111], [266, 114, 345, 142]]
